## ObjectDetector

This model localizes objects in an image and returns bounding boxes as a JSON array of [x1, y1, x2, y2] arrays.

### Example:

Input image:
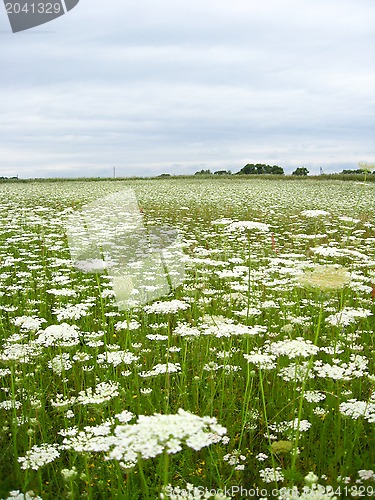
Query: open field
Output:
[[0, 178, 374, 499]]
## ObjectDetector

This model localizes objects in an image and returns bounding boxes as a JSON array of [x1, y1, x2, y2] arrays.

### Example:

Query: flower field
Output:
[[0, 177, 374, 499]]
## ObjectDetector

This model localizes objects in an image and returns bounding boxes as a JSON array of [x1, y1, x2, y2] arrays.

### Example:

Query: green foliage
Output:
[[194, 169, 212, 175], [237, 163, 284, 175], [292, 167, 309, 176], [341, 169, 373, 175], [213, 170, 231, 175]]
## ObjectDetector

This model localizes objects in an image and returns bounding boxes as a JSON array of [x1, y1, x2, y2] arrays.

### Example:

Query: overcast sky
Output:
[[1, 0, 374, 178]]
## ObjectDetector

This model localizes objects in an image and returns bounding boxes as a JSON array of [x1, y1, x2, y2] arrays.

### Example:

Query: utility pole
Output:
[[113, 166, 116, 179]]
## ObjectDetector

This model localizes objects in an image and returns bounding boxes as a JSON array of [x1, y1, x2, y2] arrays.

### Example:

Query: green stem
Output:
[[259, 369, 278, 487], [138, 458, 150, 499], [290, 302, 323, 477]]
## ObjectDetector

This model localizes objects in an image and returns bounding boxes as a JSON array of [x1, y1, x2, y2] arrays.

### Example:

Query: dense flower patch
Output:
[[0, 178, 374, 499]]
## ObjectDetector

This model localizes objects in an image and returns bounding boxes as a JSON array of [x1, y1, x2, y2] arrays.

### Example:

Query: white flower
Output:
[[144, 300, 189, 314], [97, 350, 139, 367], [53, 303, 91, 321], [18, 444, 60, 470], [243, 351, 277, 370], [357, 469, 375, 481], [48, 353, 72, 375], [61, 409, 226, 469], [326, 307, 372, 327], [259, 466, 284, 483], [339, 399, 375, 422], [300, 210, 330, 217], [115, 319, 141, 331], [314, 355, 368, 381], [35, 323, 80, 347], [139, 363, 181, 378], [13, 316, 46, 332], [303, 391, 326, 403], [1, 491, 42, 500], [267, 338, 319, 359], [173, 323, 201, 338], [77, 381, 120, 405], [226, 220, 270, 232], [0, 343, 42, 364]]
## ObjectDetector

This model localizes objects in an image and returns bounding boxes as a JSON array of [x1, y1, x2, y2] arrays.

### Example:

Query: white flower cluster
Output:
[[35, 323, 80, 347], [173, 323, 201, 338], [48, 353, 72, 375], [1, 491, 42, 500], [223, 450, 246, 470], [60, 409, 226, 469], [300, 210, 330, 217], [298, 264, 351, 292], [339, 399, 375, 423], [76, 381, 120, 405], [225, 220, 270, 232], [146, 334, 169, 341], [326, 307, 372, 327], [18, 443, 60, 470], [115, 319, 141, 331], [46, 288, 76, 297], [0, 400, 22, 410], [313, 355, 368, 381], [144, 300, 189, 314], [357, 469, 375, 482], [139, 362, 181, 378], [201, 319, 267, 339], [13, 315, 46, 332], [303, 391, 326, 403], [266, 338, 319, 359], [0, 343, 42, 364], [268, 419, 312, 438], [243, 351, 277, 370], [96, 350, 139, 367], [53, 303, 91, 321], [259, 466, 284, 483]]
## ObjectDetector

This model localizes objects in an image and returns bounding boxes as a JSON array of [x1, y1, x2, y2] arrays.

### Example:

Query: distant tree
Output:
[[214, 170, 231, 175], [292, 167, 309, 176], [237, 163, 284, 175], [194, 169, 212, 175], [270, 165, 284, 175], [238, 164, 257, 174], [158, 173, 171, 177], [341, 169, 373, 175]]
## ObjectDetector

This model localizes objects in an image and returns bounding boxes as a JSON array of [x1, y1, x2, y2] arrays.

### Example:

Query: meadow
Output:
[[0, 177, 374, 499]]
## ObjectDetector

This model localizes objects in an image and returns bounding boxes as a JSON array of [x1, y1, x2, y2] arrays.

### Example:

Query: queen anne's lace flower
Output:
[[226, 220, 270, 232], [267, 338, 319, 358], [243, 351, 277, 370], [35, 323, 80, 347], [339, 399, 375, 423], [18, 444, 60, 470], [144, 300, 189, 314], [60, 409, 226, 469]]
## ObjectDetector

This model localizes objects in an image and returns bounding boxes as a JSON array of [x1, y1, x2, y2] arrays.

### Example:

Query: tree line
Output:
[[194, 164, 309, 176]]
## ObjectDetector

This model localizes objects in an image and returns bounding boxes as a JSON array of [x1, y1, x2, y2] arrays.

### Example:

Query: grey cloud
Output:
[[0, 0, 374, 178]]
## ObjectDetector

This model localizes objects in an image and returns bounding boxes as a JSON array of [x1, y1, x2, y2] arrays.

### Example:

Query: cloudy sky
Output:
[[1, 0, 374, 178]]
